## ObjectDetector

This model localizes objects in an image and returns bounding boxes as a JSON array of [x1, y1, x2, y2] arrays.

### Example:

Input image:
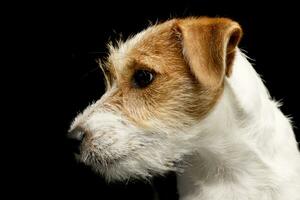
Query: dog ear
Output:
[[174, 17, 242, 89]]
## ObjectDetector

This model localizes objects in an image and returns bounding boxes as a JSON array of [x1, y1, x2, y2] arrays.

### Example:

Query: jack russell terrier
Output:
[[69, 17, 300, 200]]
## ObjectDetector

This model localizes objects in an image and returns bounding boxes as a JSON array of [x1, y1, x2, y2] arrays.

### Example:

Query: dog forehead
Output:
[[107, 20, 177, 73], [108, 29, 150, 71]]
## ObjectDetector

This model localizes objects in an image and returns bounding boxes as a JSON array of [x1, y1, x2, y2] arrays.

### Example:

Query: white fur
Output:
[[70, 49, 300, 199], [177, 50, 300, 200]]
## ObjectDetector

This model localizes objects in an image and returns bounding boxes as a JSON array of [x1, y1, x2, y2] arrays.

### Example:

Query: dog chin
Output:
[[78, 149, 180, 182]]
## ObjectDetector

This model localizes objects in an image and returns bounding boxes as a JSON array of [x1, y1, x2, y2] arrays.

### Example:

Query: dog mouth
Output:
[[75, 148, 127, 169]]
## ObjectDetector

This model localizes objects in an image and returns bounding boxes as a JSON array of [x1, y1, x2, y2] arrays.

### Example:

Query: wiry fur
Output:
[[70, 17, 300, 200]]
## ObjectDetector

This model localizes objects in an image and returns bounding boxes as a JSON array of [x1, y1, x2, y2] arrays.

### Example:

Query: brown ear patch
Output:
[[174, 17, 243, 89]]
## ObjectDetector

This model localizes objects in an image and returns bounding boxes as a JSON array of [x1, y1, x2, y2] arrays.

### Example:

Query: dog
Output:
[[69, 17, 300, 200]]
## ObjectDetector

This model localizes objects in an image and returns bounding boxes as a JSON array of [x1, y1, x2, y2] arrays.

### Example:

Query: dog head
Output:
[[69, 17, 242, 182]]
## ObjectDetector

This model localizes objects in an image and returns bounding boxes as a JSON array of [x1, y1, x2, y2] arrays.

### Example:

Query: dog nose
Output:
[[68, 128, 85, 154]]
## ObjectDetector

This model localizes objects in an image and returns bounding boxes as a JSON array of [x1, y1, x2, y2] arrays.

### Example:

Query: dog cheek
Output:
[[76, 110, 193, 179]]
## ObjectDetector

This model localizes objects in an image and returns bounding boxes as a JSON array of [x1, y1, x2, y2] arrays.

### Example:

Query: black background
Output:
[[16, 1, 300, 199]]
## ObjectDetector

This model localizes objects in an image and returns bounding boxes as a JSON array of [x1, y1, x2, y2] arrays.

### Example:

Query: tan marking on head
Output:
[[99, 17, 243, 129]]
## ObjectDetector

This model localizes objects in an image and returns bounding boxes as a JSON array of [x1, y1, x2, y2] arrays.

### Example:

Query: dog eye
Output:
[[132, 69, 155, 88]]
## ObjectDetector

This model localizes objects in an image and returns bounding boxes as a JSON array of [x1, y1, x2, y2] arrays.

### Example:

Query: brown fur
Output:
[[175, 17, 242, 88], [100, 17, 242, 129]]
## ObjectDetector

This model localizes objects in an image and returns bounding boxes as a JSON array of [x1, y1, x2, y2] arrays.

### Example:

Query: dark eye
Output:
[[132, 69, 155, 88]]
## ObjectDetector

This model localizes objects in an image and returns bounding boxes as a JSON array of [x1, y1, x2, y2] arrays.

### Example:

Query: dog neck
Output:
[[176, 50, 299, 200]]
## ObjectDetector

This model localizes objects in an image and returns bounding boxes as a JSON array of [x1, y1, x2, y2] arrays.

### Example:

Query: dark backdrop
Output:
[[27, 1, 300, 199]]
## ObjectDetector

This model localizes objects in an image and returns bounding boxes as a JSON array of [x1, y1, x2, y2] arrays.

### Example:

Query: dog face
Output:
[[69, 17, 242, 182]]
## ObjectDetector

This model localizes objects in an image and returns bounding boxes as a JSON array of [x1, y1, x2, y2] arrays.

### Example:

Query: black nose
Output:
[[67, 128, 85, 154]]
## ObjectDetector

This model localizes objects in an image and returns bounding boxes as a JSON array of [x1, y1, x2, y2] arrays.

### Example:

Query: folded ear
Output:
[[174, 17, 242, 89]]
